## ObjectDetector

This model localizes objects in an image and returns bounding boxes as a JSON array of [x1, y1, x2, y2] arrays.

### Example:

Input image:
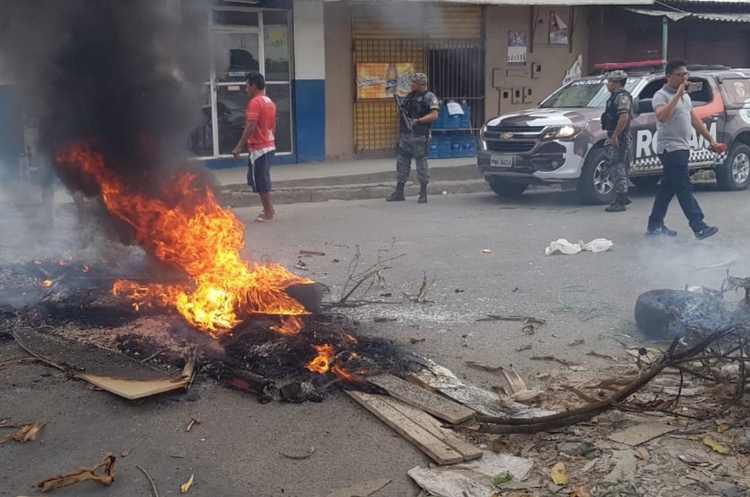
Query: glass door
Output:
[[209, 8, 261, 157], [200, 8, 293, 158]]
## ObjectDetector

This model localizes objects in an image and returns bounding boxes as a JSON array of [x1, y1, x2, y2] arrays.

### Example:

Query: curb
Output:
[[220, 180, 491, 208]]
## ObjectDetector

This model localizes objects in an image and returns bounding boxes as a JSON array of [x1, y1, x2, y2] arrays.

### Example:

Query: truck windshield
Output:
[[539, 79, 639, 109]]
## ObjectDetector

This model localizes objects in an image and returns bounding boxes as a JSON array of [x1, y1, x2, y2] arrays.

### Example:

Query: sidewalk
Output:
[[213, 157, 488, 207]]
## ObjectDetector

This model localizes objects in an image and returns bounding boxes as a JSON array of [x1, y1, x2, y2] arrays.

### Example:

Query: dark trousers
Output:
[[647, 150, 706, 232]]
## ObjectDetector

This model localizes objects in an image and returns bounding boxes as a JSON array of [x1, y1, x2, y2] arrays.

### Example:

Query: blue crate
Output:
[[462, 136, 476, 157], [434, 104, 448, 130], [450, 136, 464, 158], [428, 137, 439, 159], [437, 137, 452, 158]]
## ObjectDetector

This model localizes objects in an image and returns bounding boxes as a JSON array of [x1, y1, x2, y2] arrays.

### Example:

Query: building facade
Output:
[[324, 1, 594, 161], [589, 1, 750, 71]]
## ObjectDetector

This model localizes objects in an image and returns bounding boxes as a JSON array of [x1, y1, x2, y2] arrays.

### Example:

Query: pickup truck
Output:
[[477, 67, 750, 204]]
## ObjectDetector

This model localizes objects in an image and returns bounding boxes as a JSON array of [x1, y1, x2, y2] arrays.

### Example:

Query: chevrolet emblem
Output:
[[500, 132, 513, 140]]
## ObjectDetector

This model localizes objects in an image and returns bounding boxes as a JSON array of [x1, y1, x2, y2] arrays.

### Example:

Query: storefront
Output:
[[588, 2, 750, 69], [182, 0, 298, 167], [323, 0, 602, 161]]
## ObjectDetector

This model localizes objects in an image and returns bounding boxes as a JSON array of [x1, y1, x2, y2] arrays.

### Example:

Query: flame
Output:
[[306, 344, 335, 373], [41, 279, 53, 287], [270, 316, 305, 336], [57, 140, 312, 336]]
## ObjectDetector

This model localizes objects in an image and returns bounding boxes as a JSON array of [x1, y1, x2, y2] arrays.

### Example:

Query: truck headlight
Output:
[[543, 125, 581, 140]]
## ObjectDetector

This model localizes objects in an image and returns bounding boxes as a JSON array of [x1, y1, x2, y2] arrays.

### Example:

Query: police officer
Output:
[[386, 73, 440, 204], [601, 70, 633, 212]]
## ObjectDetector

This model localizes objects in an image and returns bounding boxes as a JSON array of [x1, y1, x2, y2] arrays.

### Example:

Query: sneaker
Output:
[[646, 226, 677, 237], [694, 226, 718, 240], [605, 202, 626, 212]]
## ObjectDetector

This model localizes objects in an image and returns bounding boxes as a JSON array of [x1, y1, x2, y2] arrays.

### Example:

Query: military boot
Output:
[[386, 182, 406, 202], [605, 193, 628, 212], [418, 182, 428, 204]]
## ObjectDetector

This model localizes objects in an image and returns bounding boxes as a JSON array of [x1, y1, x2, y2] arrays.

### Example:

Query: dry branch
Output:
[[476, 324, 742, 434]]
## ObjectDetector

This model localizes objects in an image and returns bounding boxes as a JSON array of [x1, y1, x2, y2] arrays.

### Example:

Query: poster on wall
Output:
[[356, 63, 415, 100], [507, 31, 527, 66], [549, 11, 569, 45]]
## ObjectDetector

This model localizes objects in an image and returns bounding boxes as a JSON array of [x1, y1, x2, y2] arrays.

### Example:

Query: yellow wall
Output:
[[324, 1, 355, 161], [323, 3, 591, 159], [484, 5, 589, 123]]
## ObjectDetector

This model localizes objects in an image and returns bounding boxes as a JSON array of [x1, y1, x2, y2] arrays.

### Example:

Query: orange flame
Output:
[[57, 141, 312, 336], [306, 344, 335, 373], [41, 279, 53, 288]]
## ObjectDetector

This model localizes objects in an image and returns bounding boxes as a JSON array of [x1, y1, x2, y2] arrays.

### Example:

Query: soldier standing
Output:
[[601, 70, 633, 212], [386, 73, 440, 204]]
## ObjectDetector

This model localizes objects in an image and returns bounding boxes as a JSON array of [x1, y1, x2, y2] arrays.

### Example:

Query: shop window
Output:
[[266, 83, 293, 154], [213, 33, 261, 83], [264, 10, 290, 82], [213, 10, 259, 27], [189, 8, 294, 159]]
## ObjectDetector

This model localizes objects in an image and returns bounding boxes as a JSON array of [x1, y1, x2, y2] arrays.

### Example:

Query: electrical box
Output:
[[511, 87, 523, 104], [523, 87, 533, 104], [531, 62, 542, 79]]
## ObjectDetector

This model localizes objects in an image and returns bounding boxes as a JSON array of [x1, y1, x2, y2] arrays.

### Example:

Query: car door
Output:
[[687, 76, 726, 168], [630, 77, 665, 176]]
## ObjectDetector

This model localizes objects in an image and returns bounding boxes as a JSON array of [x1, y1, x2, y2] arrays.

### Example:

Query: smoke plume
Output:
[[0, 0, 209, 229]]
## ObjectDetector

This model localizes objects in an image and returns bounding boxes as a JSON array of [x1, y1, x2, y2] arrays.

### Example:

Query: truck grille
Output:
[[486, 141, 536, 153], [492, 126, 545, 134]]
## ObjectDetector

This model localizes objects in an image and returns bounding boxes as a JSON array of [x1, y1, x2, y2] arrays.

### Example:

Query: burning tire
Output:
[[634, 289, 738, 340]]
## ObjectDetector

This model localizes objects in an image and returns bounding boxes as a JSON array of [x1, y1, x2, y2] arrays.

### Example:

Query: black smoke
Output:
[[0, 0, 210, 201]]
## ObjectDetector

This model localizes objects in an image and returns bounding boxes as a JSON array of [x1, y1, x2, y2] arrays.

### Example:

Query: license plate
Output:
[[490, 155, 514, 168]]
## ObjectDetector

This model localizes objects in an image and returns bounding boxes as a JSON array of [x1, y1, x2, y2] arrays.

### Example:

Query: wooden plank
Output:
[[368, 374, 475, 424], [379, 396, 483, 462], [346, 391, 463, 465]]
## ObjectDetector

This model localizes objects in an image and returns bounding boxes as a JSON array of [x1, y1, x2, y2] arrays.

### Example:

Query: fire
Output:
[[306, 344, 335, 373], [41, 279, 53, 287], [305, 344, 360, 383], [57, 141, 312, 336]]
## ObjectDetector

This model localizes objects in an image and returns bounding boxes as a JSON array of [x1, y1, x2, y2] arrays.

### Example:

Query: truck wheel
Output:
[[716, 143, 750, 191], [577, 147, 615, 205], [630, 176, 660, 190], [487, 178, 528, 197]]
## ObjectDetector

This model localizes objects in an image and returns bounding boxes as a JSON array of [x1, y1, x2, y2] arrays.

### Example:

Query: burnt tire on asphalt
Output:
[[634, 289, 737, 340]]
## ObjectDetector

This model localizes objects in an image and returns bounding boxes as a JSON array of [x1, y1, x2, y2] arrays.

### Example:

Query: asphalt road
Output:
[[2, 183, 750, 497]]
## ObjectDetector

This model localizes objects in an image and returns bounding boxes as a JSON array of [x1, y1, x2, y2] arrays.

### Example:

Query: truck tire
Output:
[[577, 147, 616, 205], [487, 178, 528, 197], [716, 142, 750, 191], [630, 176, 660, 190]]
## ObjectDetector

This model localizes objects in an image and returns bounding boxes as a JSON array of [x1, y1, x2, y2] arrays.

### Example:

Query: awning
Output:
[[623, 7, 750, 22], [328, 0, 655, 5]]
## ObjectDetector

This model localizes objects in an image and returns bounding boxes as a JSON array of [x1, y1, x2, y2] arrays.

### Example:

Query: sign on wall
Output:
[[507, 31, 527, 66], [549, 11, 569, 45], [356, 63, 415, 100]]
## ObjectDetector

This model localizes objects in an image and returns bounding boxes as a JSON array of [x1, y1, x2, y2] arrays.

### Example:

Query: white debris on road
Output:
[[545, 238, 614, 256]]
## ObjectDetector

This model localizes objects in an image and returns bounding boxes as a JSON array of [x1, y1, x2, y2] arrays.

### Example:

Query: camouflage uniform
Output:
[[601, 70, 633, 211], [387, 73, 440, 203]]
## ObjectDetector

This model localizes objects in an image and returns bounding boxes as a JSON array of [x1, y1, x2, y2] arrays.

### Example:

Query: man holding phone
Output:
[[646, 60, 723, 240]]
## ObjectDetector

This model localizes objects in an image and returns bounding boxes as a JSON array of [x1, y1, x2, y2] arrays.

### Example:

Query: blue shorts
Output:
[[247, 150, 274, 193]]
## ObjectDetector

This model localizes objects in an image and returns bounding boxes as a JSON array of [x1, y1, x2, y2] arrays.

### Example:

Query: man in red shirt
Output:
[[233, 72, 277, 222]]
